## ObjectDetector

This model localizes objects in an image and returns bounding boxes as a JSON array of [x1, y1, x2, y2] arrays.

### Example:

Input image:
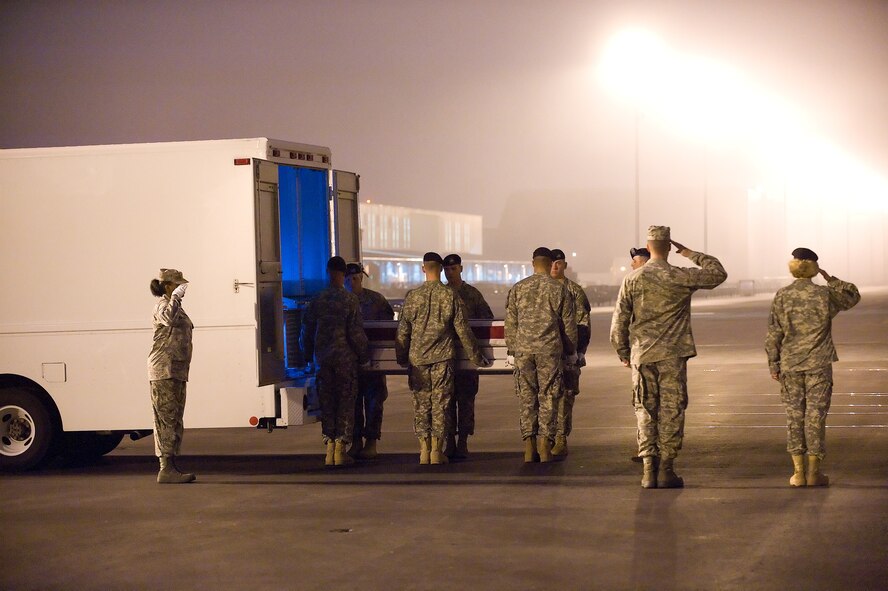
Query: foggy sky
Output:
[[2, 0, 886, 278]]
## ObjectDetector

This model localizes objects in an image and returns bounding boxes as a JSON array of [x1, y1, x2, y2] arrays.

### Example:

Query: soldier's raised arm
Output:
[[820, 268, 861, 314], [671, 240, 727, 289]]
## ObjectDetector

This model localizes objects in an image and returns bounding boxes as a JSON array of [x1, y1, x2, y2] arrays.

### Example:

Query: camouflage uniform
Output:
[[353, 288, 394, 441], [447, 282, 494, 436], [610, 251, 727, 459], [148, 292, 193, 457], [505, 273, 577, 441], [555, 278, 591, 437], [395, 280, 484, 439], [765, 276, 860, 458], [300, 286, 369, 444]]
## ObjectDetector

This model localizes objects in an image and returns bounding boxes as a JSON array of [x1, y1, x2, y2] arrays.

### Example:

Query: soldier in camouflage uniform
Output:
[[300, 256, 370, 467], [549, 249, 591, 458], [610, 226, 727, 488], [630, 246, 650, 270], [345, 262, 395, 460], [148, 268, 196, 484], [442, 253, 494, 459], [765, 247, 860, 487], [396, 252, 489, 465], [505, 247, 577, 463]]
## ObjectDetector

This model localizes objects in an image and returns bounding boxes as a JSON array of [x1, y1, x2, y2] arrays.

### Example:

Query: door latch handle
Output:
[[234, 279, 255, 293]]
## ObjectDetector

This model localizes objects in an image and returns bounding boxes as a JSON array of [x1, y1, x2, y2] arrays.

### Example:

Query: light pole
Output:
[[634, 110, 641, 246]]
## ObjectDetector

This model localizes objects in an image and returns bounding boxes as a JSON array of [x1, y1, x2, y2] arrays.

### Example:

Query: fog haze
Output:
[[2, 0, 886, 282]]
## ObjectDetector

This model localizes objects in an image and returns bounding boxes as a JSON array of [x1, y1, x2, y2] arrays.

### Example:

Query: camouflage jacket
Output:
[[300, 286, 369, 366], [450, 282, 494, 319], [396, 280, 484, 367], [559, 277, 592, 354], [505, 272, 577, 356], [610, 251, 728, 364], [765, 276, 860, 374], [148, 293, 194, 381], [356, 288, 394, 321]]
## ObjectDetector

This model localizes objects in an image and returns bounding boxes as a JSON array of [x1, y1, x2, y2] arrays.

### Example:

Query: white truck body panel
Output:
[[0, 138, 332, 431]]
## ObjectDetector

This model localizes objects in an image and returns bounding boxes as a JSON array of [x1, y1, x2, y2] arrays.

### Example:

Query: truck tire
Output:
[[62, 431, 125, 460], [0, 388, 59, 471]]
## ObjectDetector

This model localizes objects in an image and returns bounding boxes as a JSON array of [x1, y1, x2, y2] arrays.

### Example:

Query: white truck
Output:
[[0, 138, 364, 470], [0, 138, 511, 471]]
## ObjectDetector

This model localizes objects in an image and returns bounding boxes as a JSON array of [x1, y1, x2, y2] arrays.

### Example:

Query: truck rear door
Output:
[[333, 170, 360, 262]]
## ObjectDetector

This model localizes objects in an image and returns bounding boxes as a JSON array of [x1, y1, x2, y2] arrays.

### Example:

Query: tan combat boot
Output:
[[537, 436, 553, 463], [357, 438, 378, 460], [806, 455, 829, 487], [430, 436, 449, 464], [641, 456, 657, 489], [333, 440, 355, 466], [790, 454, 806, 487], [324, 440, 335, 466], [523, 437, 538, 463], [657, 457, 684, 488], [157, 455, 195, 484], [419, 436, 431, 465], [551, 435, 568, 458]]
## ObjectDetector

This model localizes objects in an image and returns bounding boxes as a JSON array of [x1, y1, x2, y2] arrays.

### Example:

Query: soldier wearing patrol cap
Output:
[[148, 268, 196, 484], [505, 247, 577, 463], [344, 262, 395, 460], [549, 249, 591, 458], [300, 256, 370, 467], [766, 247, 860, 487], [396, 252, 490, 465], [610, 226, 727, 488], [442, 253, 494, 459]]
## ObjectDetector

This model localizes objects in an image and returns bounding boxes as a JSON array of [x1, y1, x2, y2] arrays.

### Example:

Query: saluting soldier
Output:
[[442, 253, 494, 459], [396, 252, 490, 465], [630, 246, 650, 270], [610, 226, 727, 488], [300, 256, 370, 467], [344, 262, 395, 460], [765, 247, 860, 487], [549, 249, 591, 458], [505, 247, 577, 463]]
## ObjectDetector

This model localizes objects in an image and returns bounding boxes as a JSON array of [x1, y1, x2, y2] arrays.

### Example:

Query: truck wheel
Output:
[[0, 388, 59, 471], [62, 431, 125, 460]]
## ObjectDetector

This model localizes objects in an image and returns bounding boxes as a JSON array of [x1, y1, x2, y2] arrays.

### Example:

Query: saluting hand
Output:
[[670, 240, 691, 257], [819, 268, 832, 281], [172, 283, 188, 299]]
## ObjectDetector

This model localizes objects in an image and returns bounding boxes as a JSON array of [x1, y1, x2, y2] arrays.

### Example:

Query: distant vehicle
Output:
[[0, 138, 362, 470]]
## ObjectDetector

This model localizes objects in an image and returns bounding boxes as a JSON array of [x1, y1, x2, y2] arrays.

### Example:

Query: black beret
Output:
[[532, 246, 553, 259], [345, 262, 365, 276], [550, 249, 566, 261], [327, 256, 347, 273], [791, 247, 818, 262], [423, 251, 444, 264], [442, 253, 462, 267], [630, 247, 650, 259]]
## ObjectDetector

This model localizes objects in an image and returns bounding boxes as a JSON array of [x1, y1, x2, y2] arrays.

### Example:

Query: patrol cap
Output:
[[158, 268, 188, 285], [791, 247, 818, 262], [550, 249, 566, 261], [423, 252, 444, 264], [647, 225, 671, 241], [442, 253, 462, 267], [630, 247, 650, 259], [327, 256, 348, 273], [345, 262, 368, 276], [532, 246, 553, 259]]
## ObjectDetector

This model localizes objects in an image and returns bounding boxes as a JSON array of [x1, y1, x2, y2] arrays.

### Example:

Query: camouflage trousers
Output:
[[150, 379, 186, 457], [780, 366, 833, 459], [317, 359, 358, 444], [448, 371, 480, 436], [409, 360, 454, 439], [555, 365, 581, 437], [632, 357, 688, 460], [353, 373, 389, 441], [513, 353, 563, 440]]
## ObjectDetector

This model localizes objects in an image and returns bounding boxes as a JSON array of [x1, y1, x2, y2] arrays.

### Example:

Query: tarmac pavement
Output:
[[3, 288, 887, 590]]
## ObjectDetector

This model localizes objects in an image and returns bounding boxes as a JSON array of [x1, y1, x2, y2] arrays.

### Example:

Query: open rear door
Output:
[[332, 170, 360, 262], [254, 160, 286, 386]]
